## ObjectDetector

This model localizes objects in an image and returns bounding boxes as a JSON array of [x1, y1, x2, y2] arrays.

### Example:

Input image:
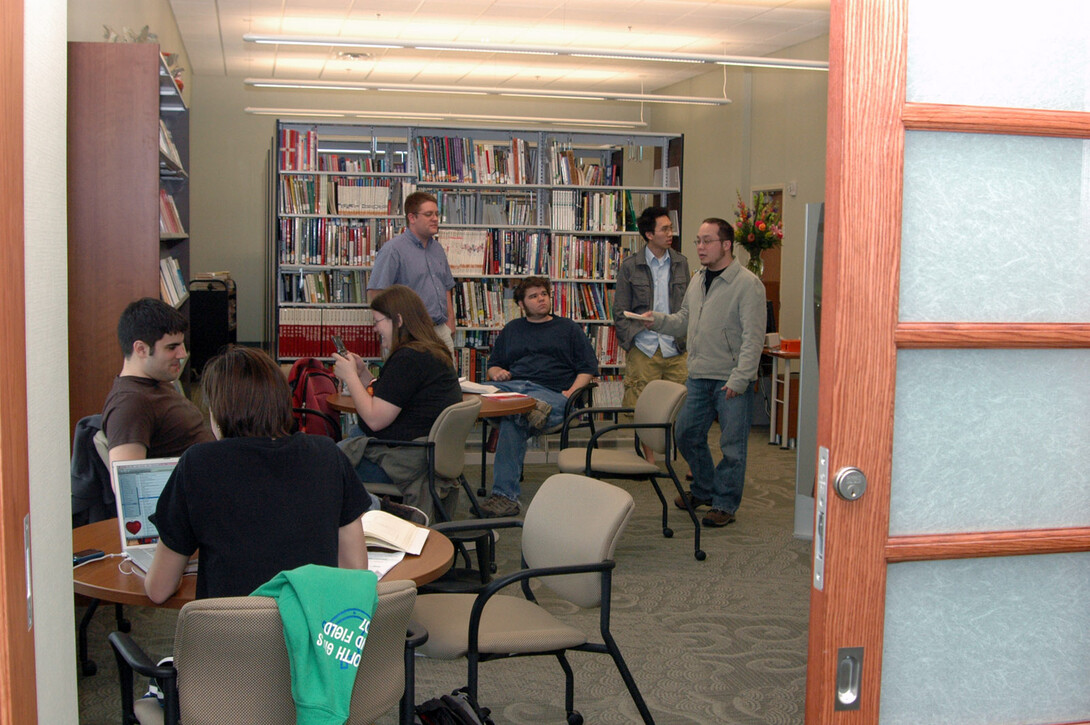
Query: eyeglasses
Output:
[[412, 211, 440, 218], [694, 237, 725, 246], [373, 314, 390, 324], [658, 225, 675, 234]]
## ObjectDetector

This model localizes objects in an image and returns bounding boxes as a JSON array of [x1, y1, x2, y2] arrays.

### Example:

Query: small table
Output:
[[73, 519, 454, 674], [767, 348, 800, 450]]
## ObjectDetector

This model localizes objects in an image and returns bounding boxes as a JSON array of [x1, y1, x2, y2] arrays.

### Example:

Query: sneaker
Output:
[[525, 399, 553, 430], [380, 496, 429, 526], [702, 508, 736, 527], [479, 494, 520, 518], [674, 490, 712, 510]]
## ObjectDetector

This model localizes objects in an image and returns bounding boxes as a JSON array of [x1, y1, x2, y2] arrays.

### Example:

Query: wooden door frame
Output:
[[807, 1, 1090, 721], [0, 0, 39, 719]]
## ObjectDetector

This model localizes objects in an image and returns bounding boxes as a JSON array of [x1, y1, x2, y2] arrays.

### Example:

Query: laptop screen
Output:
[[112, 458, 179, 547]]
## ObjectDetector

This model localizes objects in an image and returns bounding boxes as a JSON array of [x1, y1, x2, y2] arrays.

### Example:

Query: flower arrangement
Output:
[[734, 191, 783, 277]]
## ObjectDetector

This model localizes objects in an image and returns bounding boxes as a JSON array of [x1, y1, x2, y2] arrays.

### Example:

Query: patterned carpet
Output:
[[77, 428, 810, 724]]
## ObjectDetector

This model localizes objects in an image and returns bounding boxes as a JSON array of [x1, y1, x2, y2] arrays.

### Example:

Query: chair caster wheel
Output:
[[476, 488, 486, 497], [567, 711, 583, 725], [695, 549, 707, 561], [81, 660, 97, 677], [118, 619, 131, 633], [662, 528, 673, 538]]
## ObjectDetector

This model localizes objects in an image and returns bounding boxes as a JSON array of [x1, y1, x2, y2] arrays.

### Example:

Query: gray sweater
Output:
[[651, 258, 766, 393]]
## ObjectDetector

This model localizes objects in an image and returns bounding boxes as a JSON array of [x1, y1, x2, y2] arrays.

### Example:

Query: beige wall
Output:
[[29, 0, 75, 719], [653, 35, 829, 339]]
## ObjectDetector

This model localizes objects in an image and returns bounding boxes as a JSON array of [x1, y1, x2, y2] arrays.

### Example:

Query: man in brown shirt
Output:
[[102, 298, 214, 465]]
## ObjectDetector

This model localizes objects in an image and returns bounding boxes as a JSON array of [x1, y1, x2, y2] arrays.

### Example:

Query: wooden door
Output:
[[806, 0, 1090, 722]]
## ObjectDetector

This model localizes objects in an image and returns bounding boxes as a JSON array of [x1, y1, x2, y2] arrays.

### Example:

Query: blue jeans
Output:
[[354, 457, 391, 511], [490, 381, 568, 502], [675, 378, 754, 514]]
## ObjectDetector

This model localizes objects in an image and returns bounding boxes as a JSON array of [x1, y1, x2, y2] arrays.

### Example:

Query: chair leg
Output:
[[663, 471, 705, 561], [115, 603, 131, 633], [601, 631, 656, 725], [460, 475, 484, 518], [78, 598, 100, 676], [556, 651, 576, 718], [477, 422, 489, 497], [646, 476, 673, 539]]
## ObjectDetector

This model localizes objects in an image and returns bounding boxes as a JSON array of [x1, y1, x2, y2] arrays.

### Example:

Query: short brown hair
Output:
[[404, 191, 438, 221], [514, 276, 551, 305], [371, 285, 453, 368], [201, 346, 294, 439]]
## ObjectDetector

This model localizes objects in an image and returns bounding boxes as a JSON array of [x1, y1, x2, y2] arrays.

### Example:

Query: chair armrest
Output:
[[108, 631, 178, 725], [466, 560, 616, 652], [406, 623, 429, 650], [558, 405, 634, 438], [403, 624, 429, 725], [432, 517, 523, 536], [366, 438, 433, 450], [566, 421, 673, 471]]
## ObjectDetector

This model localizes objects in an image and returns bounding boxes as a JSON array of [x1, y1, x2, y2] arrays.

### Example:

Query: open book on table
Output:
[[361, 510, 429, 556], [459, 377, 500, 395]]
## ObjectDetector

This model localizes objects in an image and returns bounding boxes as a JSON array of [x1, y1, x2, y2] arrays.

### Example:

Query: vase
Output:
[[746, 251, 764, 278]]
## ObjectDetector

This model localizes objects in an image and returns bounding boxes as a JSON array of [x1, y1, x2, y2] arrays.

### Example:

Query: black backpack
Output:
[[415, 687, 494, 725]]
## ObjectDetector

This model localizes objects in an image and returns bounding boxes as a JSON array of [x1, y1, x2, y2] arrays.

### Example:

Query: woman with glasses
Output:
[[332, 284, 462, 518]]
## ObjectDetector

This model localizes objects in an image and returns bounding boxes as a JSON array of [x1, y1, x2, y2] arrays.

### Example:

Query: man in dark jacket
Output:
[[612, 206, 690, 461]]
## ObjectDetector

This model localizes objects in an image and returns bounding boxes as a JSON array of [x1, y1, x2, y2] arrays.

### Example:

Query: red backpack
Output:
[[287, 358, 340, 438]]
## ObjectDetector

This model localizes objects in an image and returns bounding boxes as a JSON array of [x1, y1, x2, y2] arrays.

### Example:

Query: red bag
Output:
[[287, 358, 339, 437]]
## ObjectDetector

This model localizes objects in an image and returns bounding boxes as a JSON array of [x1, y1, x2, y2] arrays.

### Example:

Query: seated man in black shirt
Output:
[[145, 346, 371, 603]]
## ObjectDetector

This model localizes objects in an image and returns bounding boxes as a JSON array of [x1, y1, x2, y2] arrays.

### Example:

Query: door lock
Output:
[[833, 467, 867, 501]]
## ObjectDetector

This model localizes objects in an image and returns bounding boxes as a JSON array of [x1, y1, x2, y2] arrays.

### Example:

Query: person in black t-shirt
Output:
[[333, 285, 462, 516], [144, 347, 371, 603]]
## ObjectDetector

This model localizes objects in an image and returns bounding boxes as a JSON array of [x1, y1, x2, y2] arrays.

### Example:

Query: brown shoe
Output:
[[526, 399, 553, 430], [674, 490, 712, 510], [702, 508, 736, 527], [479, 494, 520, 518]]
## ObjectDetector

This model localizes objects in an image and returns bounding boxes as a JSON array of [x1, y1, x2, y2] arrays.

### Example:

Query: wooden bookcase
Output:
[[267, 122, 682, 404], [67, 42, 190, 434]]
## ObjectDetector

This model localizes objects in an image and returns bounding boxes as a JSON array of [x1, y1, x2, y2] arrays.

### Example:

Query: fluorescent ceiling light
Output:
[[245, 78, 730, 106], [244, 107, 648, 129], [243, 33, 828, 72]]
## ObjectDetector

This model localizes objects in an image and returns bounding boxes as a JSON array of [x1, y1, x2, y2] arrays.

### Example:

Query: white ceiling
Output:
[[169, 0, 829, 95]]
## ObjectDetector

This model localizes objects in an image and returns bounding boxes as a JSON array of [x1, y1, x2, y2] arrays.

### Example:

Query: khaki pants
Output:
[[622, 347, 688, 409]]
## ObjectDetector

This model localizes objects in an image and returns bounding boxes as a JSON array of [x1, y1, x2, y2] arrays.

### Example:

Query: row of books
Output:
[[453, 329, 500, 349], [279, 269, 369, 304], [453, 279, 520, 328], [592, 376, 625, 407], [586, 326, 625, 367], [548, 143, 621, 186], [550, 190, 630, 232], [159, 120, 183, 169], [456, 347, 491, 384], [316, 152, 407, 174], [439, 230, 489, 276], [278, 217, 401, 266], [551, 235, 624, 280], [278, 176, 415, 217], [433, 190, 536, 226], [553, 282, 614, 321], [159, 256, 187, 308], [277, 307, 382, 359], [412, 136, 535, 184], [159, 189, 185, 235], [279, 128, 318, 172]]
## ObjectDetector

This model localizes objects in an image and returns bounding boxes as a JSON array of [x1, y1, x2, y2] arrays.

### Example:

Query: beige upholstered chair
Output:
[[364, 396, 482, 521], [108, 579, 422, 725], [556, 379, 704, 560], [411, 473, 655, 724], [92, 429, 111, 468]]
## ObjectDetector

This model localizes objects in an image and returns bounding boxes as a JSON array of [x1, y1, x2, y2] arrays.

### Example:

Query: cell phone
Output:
[[73, 548, 105, 566], [331, 335, 349, 357]]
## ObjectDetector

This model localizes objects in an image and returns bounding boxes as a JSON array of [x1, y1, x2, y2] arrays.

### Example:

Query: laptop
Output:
[[111, 457, 180, 573]]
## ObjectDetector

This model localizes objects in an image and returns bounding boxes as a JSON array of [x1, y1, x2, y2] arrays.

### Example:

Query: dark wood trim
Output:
[[896, 322, 1090, 348], [0, 0, 38, 718], [886, 528, 1090, 563], [903, 102, 1090, 139]]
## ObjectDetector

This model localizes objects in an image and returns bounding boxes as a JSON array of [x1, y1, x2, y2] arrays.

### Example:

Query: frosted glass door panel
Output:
[[900, 132, 1090, 322], [890, 349, 1090, 535], [880, 553, 1090, 725], [907, 0, 1090, 111]]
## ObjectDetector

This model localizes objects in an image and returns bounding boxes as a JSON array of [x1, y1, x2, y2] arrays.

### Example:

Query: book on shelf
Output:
[[277, 306, 380, 359], [438, 229, 489, 275], [361, 510, 429, 555], [158, 120, 183, 168], [159, 256, 187, 307], [279, 128, 318, 171], [159, 189, 185, 235]]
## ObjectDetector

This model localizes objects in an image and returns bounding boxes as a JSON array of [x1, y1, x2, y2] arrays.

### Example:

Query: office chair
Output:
[[364, 397, 482, 522], [411, 473, 655, 724], [556, 379, 704, 560], [108, 579, 424, 725], [292, 406, 342, 441]]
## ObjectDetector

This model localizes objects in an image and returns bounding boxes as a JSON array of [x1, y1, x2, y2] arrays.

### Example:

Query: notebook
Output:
[[112, 457, 181, 573]]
